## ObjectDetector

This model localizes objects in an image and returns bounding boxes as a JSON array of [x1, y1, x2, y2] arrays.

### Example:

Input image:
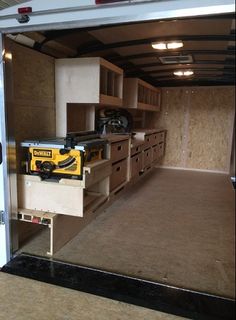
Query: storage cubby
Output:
[[56, 57, 123, 136], [123, 78, 161, 112]]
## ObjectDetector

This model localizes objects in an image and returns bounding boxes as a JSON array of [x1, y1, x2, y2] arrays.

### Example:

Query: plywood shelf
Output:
[[123, 78, 161, 112], [56, 57, 123, 136]]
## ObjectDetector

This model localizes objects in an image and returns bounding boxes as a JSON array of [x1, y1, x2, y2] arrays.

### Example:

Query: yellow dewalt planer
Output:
[[21, 131, 107, 179]]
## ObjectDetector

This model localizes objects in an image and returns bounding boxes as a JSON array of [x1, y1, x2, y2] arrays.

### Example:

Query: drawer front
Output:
[[131, 144, 142, 156], [150, 132, 159, 146], [110, 159, 127, 191], [143, 148, 152, 168], [131, 153, 142, 179], [144, 134, 152, 149], [110, 139, 129, 163], [158, 142, 165, 157], [157, 131, 165, 143], [151, 145, 159, 162]]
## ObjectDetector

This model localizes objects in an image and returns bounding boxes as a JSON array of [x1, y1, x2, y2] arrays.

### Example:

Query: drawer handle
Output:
[[136, 158, 139, 163], [147, 138, 150, 142], [117, 145, 122, 151], [136, 147, 139, 151], [116, 166, 121, 172]]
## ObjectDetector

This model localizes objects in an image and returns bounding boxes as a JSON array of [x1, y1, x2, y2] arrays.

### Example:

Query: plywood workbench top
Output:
[[101, 134, 130, 143], [133, 128, 166, 135]]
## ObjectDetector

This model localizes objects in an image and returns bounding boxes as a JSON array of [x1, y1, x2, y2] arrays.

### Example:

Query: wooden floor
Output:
[[19, 168, 235, 298]]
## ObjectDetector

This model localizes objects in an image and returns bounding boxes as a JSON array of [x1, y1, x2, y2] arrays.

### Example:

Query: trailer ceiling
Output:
[[19, 14, 235, 87]]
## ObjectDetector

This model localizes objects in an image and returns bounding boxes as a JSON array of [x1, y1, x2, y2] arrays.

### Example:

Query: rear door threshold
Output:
[[1, 253, 235, 320]]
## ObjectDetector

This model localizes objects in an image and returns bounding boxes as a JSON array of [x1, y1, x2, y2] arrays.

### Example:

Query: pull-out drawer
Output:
[[144, 134, 153, 149], [158, 142, 165, 157], [150, 132, 158, 146], [131, 153, 142, 179], [110, 159, 128, 191], [151, 145, 159, 162], [157, 131, 165, 143], [143, 148, 152, 169], [131, 144, 143, 156], [110, 139, 129, 163]]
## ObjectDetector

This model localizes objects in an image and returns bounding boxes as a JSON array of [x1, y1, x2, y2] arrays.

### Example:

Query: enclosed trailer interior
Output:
[[2, 6, 235, 315]]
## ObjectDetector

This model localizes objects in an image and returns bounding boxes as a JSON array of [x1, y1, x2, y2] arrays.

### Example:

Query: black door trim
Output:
[[1, 254, 235, 320]]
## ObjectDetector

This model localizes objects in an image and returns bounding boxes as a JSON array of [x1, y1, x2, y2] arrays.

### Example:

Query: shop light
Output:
[[174, 70, 194, 77], [167, 41, 183, 49], [152, 41, 183, 50], [151, 42, 167, 50]]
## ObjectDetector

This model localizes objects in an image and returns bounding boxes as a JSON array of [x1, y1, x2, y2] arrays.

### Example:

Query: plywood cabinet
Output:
[[106, 135, 130, 192], [18, 160, 111, 217], [123, 78, 161, 112], [56, 57, 123, 136]]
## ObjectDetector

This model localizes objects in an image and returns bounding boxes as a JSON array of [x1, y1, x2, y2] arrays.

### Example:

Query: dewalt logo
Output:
[[33, 149, 52, 158]]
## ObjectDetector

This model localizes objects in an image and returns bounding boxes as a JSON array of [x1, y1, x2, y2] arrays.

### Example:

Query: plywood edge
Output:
[[100, 94, 123, 106], [100, 57, 123, 74], [137, 78, 160, 92]]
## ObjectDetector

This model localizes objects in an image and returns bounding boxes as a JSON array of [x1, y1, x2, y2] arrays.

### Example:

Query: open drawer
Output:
[[18, 159, 111, 217]]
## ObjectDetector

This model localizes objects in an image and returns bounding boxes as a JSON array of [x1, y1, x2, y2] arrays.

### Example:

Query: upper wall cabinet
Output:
[[123, 78, 161, 112], [55, 57, 123, 136], [55, 57, 123, 106]]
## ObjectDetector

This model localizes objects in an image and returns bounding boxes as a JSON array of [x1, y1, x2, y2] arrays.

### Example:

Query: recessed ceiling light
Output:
[[174, 71, 184, 76], [151, 42, 167, 50], [174, 70, 194, 77], [152, 40, 183, 50], [167, 41, 183, 49], [184, 70, 194, 76]]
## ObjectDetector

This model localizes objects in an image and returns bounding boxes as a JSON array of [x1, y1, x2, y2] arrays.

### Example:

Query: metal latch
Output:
[[0, 211, 5, 225]]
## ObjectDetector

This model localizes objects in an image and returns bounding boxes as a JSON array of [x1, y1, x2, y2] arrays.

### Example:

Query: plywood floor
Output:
[[19, 169, 235, 298]]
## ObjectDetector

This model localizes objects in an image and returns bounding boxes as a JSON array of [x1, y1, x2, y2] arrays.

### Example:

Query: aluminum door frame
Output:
[[0, 34, 11, 266]]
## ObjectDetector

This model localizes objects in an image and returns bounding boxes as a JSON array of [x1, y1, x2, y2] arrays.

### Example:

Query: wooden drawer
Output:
[[144, 134, 152, 149], [143, 148, 152, 168], [131, 144, 143, 156], [151, 145, 159, 162], [110, 159, 128, 191], [158, 142, 165, 157], [131, 153, 142, 179], [157, 131, 165, 143], [110, 139, 129, 163]]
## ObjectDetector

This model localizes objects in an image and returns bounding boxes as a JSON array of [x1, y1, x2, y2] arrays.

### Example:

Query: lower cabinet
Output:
[[108, 136, 130, 192]]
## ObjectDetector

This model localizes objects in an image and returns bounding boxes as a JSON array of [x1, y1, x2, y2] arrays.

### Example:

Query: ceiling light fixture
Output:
[[167, 41, 183, 49], [152, 40, 183, 50], [151, 42, 167, 50], [174, 70, 194, 77]]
